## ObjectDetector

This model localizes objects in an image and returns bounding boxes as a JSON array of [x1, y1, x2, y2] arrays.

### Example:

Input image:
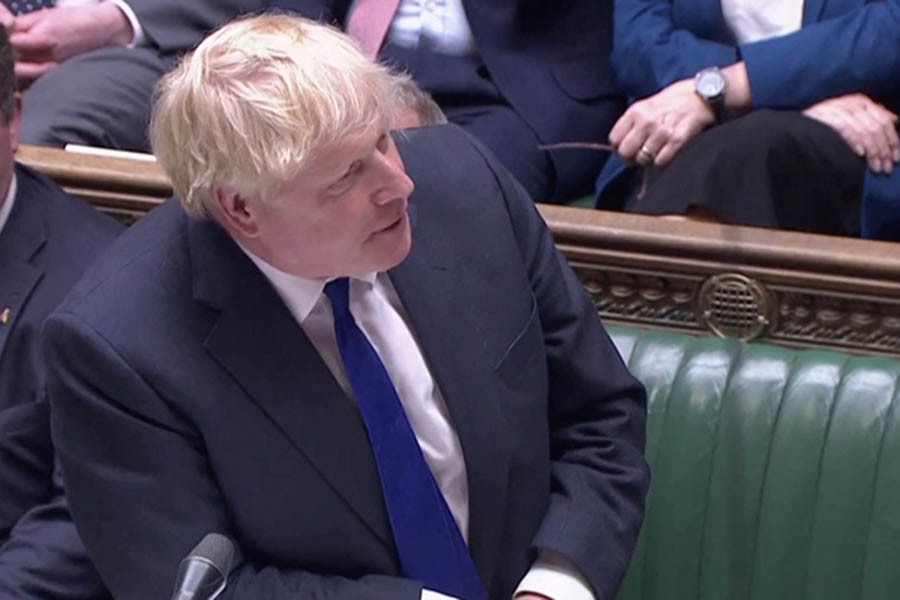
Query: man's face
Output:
[[245, 123, 415, 278]]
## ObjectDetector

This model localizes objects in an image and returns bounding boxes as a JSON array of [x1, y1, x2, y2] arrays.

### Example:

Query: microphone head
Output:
[[188, 533, 234, 574], [171, 533, 235, 600]]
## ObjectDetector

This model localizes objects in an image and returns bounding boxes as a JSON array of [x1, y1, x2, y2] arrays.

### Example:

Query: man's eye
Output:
[[376, 133, 389, 153], [344, 160, 362, 179]]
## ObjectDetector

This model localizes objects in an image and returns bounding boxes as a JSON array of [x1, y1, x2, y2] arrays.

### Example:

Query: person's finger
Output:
[[9, 30, 52, 54], [0, 5, 14, 29], [14, 60, 56, 82], [615, 101, 659, 162], [865, 102, 900, 163], [813, 105, 867, 158], [616, 117, 657, 165], [636, 119, 671, 166], [853, 104, 893, 172], [10, 9, 43, 32], [653, 119, 698, 166], [608, 109, 635, 150]]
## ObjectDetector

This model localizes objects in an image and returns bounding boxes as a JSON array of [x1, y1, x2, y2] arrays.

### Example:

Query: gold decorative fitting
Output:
[[697, 274, 775, 341]]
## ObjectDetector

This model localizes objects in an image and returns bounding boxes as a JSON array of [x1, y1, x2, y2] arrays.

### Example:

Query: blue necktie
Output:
[[4, 0, 54, 15], [324, 278, 486, 600]]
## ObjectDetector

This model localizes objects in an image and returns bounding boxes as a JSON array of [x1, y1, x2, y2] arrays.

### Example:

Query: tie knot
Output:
[[323, 277, 351, 316]]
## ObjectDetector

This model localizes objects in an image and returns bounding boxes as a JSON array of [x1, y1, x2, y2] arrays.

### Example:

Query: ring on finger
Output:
[[638, 145, 655, 161]]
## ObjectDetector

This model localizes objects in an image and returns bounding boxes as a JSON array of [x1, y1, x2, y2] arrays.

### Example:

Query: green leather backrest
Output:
[[608, 325, 900, 600]]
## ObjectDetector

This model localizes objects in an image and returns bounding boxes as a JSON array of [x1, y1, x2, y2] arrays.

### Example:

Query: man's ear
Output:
[[212, 186, 260, 238], [8, 93, 21, 154]]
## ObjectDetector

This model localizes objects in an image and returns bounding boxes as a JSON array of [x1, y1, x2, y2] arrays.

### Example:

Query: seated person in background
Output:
[[0, 24, 121, 597], [595, 0, 900, 241], [44, 14, 649, 600], [269, 0, 625, 203], [393, 75, 447, 128], [2, 0, 265, 151]]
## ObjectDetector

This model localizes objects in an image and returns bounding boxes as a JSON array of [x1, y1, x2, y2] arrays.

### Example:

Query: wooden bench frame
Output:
[[19, 144, 900, 357]]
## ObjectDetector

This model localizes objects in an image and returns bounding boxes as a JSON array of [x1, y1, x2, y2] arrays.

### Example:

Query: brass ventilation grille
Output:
[[698, 274, 775, 341]]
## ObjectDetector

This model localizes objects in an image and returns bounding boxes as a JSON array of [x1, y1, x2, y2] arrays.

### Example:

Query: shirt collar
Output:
[[237, 242, 377, 323], [0, 173, 18, 240]]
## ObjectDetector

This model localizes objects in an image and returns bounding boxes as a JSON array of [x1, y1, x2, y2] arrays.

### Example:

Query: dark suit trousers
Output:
[[21, 46, 171, 152]]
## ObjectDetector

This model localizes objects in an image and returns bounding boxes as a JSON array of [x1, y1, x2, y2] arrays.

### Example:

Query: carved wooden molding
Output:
[[541, 206, 900, 356], [18, 145, 900, 356]]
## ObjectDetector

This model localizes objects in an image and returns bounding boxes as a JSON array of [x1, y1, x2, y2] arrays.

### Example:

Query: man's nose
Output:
[[372, 154, 414, 204]]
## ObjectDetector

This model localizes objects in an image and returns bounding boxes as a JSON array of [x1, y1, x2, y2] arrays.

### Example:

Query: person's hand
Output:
[[9, 4, 133, 83], [609, 78, 715, 168], [803, 93, 900, 174]]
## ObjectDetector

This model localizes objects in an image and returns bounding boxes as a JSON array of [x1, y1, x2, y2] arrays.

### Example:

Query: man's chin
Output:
[[370, 215, 412, 271]]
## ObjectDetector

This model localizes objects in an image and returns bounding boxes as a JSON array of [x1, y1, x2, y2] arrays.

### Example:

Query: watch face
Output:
[[697, 69, 726, 98]]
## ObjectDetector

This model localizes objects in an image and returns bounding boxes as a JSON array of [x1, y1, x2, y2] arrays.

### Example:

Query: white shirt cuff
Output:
[[514, 548, 596, 600], [107, 0, 145, 47], [422, 589, 459, 600]]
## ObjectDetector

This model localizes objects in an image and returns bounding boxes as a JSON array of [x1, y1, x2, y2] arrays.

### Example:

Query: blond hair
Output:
[[150, 13, 401, 218]]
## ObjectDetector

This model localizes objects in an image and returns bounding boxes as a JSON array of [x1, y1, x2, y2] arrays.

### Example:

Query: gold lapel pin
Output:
[[1, 308, 10, 325]]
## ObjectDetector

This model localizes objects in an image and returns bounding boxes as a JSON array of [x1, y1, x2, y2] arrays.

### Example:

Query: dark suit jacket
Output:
[[272, 0, 625, 201], [595, 0, 900, 240], [45, 126, 649, 600], [0, 164, 121, 598], [128, 0, 266, 58]]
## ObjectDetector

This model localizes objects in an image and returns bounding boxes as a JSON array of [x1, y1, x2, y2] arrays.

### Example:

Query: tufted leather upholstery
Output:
[[609, 326, 900, 600]]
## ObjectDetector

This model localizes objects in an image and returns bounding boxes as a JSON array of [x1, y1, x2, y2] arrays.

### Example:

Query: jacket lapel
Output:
[[188, 217, 394, 551], [389, 200, 511, 593], [0, 262, 41, 365], [0, 181, 46, 366]]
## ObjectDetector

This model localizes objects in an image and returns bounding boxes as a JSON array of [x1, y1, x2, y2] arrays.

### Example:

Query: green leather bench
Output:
[[609, 325, 900, 600]]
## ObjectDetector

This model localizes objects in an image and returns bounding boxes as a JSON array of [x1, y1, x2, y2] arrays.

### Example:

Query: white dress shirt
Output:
[[349, 0, 476, 56], [721, 0, 804, 44], [242, 248, 594, 600], [0, 174, 17, 238]]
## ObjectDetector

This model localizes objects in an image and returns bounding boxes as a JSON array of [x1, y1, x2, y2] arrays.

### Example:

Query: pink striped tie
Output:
[[346, 0, 401, 59]]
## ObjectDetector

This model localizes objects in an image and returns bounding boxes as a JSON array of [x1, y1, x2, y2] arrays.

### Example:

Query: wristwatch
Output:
[[694, 67, 728, 123]]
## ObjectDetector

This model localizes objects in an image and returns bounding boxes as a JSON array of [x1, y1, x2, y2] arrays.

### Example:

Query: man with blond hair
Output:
[[44, 14, 649, 600]]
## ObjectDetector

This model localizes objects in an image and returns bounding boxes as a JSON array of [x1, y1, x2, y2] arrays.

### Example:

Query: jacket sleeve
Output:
[[123, 0, 266, 56], [611, 0, 739, 98], [43, 311, 421, 600], [0, 464, 110, 600], [470, 135, 650, 600], [0, 402, 53, 541], [740, 0, 900, 109]]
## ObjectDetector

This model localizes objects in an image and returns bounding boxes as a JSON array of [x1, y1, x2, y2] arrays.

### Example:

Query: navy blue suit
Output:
[[595, 0, 900, 240], [273, 0, 625, 202], [0, 164, 121, 597], [45, 126, 649, 600]]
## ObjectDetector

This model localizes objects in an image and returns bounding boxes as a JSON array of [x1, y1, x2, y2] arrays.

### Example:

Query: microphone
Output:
[[170, 533, 235, 600]]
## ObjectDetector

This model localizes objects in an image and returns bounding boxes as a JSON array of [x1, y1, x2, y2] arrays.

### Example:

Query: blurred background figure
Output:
[[596, 0, 900, 240], [1, 0, 264, 152], [392, 74, 447, 128], [270, 0, 625, 203], [0, 21, 120, 597]]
